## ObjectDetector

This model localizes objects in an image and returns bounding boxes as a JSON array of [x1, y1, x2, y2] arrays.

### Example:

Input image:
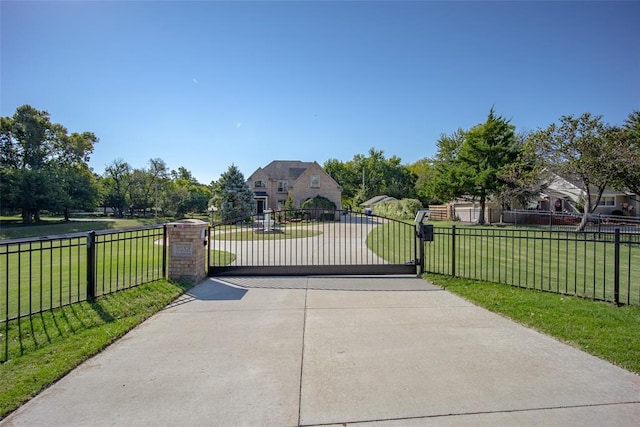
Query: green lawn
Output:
[[368, 224, 640, 305], [0, 216, 168, 240], [1, 231, 165, 321]]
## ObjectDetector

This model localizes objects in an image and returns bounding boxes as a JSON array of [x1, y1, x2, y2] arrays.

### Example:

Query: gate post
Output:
[[166, 219, 208, 284]]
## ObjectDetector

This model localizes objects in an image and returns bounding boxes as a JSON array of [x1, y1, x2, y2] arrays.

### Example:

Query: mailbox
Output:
[[418, 224, 434, 241]]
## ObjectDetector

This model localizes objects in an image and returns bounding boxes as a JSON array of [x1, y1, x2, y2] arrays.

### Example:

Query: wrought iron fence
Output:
[[501, 210, 640, 235], [424, 226, 640, 306], [1, 225, 166, 362]]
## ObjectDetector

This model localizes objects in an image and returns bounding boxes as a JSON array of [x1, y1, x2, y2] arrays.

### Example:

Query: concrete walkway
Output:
[[2, 276, 639, 426]]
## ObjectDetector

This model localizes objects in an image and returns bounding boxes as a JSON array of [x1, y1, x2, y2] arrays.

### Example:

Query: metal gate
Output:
[[208, 209, 417, 276]]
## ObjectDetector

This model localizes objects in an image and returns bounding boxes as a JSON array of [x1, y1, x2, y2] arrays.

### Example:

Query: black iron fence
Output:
[[424, 226, 640, 306], [501, 210, 640, 235], [1, 225, 166, 362]]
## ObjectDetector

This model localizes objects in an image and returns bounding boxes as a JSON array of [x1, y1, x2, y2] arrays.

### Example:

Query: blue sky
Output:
[[2, 1, 638, 185]]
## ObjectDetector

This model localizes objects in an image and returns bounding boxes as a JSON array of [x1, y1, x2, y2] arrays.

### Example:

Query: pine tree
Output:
[[213, 164, 254, 222]]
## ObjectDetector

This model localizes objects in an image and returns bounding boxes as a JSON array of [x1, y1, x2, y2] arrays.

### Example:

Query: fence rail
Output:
[[1, 225, 166, 362], [501, 210, 640, 235], [423, 226, 640, 306]]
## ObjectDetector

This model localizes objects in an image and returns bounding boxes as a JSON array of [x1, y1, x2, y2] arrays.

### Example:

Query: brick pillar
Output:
[[166, 219, 208, 284]]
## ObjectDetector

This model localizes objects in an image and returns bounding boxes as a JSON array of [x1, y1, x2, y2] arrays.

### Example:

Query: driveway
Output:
[[2, 276, 639, 426]]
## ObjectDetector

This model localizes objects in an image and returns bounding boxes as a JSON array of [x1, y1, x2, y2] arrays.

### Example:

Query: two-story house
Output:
[[246, 160, 342, 214]]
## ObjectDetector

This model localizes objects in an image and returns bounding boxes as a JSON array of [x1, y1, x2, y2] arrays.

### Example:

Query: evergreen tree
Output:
[[213, 164, 254, 222]]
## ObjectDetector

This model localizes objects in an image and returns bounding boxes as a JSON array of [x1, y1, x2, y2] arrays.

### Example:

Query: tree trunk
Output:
[[21, 208, 32, 224], [64, 207, 70, 222], [477, 195, 486, 225]]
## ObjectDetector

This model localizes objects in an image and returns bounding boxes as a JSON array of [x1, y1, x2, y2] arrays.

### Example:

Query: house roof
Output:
[[260, 160, 314, 181]]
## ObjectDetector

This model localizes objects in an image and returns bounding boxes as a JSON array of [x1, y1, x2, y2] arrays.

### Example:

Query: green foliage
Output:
[[300, 195, 336, 210], [372, 198, 423, 220], [0, 105, 99, 223], [212, 164, 254, 222], [529, 112, 617, 231], [611, 111, 640, 196], [324, 148, 416, 208], [428, 109, 519, 224]]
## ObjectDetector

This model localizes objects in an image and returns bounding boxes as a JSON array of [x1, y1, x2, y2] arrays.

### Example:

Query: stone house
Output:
[[246, 160, 342, 214]]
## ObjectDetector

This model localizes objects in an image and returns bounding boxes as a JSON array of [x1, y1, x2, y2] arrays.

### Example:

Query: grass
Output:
[[0, 279, 191, 419], [2, 231, 165, 320], [0, 216, 169, 240], [367, 223, 640, 305], [426, 273, 640, 374]]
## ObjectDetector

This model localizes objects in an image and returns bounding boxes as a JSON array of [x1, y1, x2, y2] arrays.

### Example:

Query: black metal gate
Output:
[[208, 209, 417, 276]]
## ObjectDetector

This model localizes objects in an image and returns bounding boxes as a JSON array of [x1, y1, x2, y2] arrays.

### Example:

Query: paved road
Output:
[[2, 276, 639, 426]]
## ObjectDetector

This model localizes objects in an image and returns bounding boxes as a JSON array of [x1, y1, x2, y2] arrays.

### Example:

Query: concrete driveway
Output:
[[2, 276, 639, 426]]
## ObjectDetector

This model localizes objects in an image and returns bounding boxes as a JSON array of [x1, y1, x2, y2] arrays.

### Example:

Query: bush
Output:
[[372, 198, 423, 220], [301, 195, 336, 210]]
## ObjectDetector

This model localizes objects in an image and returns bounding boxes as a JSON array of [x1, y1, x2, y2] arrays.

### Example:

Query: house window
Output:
[[310, 175, 320, 188], [277, 199, 286, 209], [277, 181, 288, 192], [598, 197, 615, 207], [254, 180, 265, 188]]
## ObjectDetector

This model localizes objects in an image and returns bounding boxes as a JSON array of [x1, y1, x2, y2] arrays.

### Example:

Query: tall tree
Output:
[[428, 110, 519, 224], [612, 111, 640, 196], [530, 112, 618, 231], [0, 105, 98, 222], [212, 164, 254, 222], [103, 159, 132, 217], [324, 148, 416, 209]]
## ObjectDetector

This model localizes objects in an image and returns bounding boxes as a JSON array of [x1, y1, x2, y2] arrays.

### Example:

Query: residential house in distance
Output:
[[246, 160, 342, 214]]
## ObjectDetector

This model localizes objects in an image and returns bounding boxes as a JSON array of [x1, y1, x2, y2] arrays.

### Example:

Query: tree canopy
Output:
[[211, 164, 254, 222], [427, 109, 519, 224], [528, 112, 618, 231], [1, 105, 99, 222]]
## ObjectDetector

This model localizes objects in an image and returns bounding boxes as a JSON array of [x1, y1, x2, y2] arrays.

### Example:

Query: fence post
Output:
[[451, 225, 456, 277], [162, 224, 168, 278], [614, 228, 620, 306], [86, 231, 96, 301]]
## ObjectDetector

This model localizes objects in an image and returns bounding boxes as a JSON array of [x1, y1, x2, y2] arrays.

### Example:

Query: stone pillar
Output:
[[166, 219, 208, 284]]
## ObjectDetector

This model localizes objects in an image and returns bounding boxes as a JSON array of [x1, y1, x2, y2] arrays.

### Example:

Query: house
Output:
[[246, 160, 342, 214], [539, 173, 638, 217]]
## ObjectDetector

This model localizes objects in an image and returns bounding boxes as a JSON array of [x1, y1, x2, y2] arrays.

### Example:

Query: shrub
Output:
[[372, 198, 423, 220]]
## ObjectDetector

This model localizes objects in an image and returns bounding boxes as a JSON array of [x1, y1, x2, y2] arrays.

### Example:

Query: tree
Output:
[[530, 112, 618, 231], [407, 158, 436, 206], [324, 148, 417, 209], [0, 105, 98, 222], [494, 130, 547, 210], [424, 129, 467, 204], [103, 159, 132, 217], [612, 111, 640, 196], [212, 164, 254, 222], [428, 110, 519, 224], [458, 109, 519, 224]]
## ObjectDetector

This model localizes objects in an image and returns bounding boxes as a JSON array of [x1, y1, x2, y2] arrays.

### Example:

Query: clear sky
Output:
[[2, 1, 638, 185]]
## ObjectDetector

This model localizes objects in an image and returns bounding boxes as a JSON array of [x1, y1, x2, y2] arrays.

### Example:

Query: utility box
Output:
[[417, 223, 434, 241], [166, 219, 208, 284]]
